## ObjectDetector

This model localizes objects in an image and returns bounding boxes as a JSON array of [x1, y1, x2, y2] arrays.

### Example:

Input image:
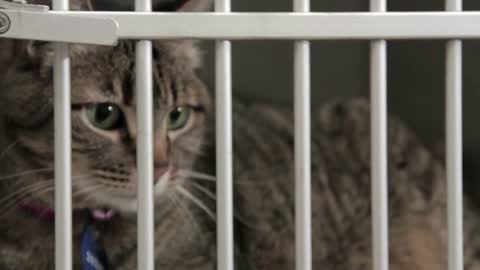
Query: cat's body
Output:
[[1, 90, 480, 269], [0, 0, 480, 267], [230, 100, 480, 270]]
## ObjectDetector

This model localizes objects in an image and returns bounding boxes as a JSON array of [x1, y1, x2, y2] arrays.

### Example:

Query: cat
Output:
[[1, 0, 480, 269]]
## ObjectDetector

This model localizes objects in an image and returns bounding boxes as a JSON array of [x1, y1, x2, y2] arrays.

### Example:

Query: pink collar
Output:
[[19, 202, 116, 222], [20, 202, 55, 222]]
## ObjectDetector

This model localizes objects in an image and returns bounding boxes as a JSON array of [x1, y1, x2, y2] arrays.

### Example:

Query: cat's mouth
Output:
[[83, 167, 176, 214], [154, 166, 170, 184], [19, 167, 177, 221], [90, 208, 116, 221]]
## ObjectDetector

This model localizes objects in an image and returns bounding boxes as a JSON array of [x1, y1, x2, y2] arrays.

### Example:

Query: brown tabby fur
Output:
[[0, 1, 480, 269]]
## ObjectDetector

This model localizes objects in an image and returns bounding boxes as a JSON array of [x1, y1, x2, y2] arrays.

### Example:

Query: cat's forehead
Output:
[[68, 40, 201, 71], [67, 43, 132, 104], [70, 42, 135, 74], [66, 40, 204, 107]]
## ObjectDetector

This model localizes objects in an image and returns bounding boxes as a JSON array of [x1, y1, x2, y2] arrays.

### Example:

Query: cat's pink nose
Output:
[[154, 167, 169, 183]]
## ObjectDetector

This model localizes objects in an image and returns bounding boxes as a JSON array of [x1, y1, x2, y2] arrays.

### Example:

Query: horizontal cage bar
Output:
[[0, 9, 118, 45], [47, 11, 480, 40]]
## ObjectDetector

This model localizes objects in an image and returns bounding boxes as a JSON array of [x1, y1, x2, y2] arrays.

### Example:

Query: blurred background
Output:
[[211, 0, 480, 190], [97, 0, 480, 192]]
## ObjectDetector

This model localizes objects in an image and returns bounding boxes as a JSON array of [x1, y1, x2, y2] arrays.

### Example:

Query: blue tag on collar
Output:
[[81, 226, 109, 270]]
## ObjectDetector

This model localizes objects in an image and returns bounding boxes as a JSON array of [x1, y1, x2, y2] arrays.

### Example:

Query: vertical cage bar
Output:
[[53, 0, 72, 268], [294, 0, 312, 270], [370, 0, 389, 270], [446, 1, 463, 270], [135, 0, 154, 269], [215, 0, 233, 270]]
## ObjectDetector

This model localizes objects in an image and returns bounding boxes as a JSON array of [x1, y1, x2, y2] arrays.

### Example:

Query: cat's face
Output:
[[0, 40, 210, 213]]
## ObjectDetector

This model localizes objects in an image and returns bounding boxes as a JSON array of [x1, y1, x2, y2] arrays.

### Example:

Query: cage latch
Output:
[[0, 0, 118, 45]]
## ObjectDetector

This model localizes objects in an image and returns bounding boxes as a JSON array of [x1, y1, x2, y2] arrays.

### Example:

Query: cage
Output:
[[0, 0, 477, 269]]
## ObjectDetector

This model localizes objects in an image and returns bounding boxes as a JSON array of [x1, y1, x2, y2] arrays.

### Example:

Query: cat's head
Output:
[[0, 0, 212, 214]]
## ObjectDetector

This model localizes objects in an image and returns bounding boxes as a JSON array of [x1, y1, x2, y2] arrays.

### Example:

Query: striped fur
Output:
[[0, 38, 478, 269]]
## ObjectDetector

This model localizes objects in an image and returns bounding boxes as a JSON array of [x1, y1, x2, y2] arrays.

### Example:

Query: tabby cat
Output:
[[0, 0, 479, 269]]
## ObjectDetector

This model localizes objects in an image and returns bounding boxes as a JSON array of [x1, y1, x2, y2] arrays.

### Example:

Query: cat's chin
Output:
[[74, 172, 172, 214], [76, 192, 172, 216], [20, 172, 173, 216], [100, 196, 138, 213]]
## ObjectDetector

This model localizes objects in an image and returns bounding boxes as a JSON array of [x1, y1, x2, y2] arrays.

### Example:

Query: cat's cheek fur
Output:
[[98, 193, 138, 213], [154, 172, 171, 196], [88, 174, 172, 214], [167, 112, 201, 141]]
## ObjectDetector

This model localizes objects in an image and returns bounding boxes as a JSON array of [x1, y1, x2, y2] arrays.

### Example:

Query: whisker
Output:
[[0, 168, 54, 181], [176, 170, 217, 182], [97, 180, 133, 189], [176, 186, 215, 221], [0, 175, 92, 221], [26, 186, 57, 221], [0, 183, 54, 219], [72, 184, 104, 204], [0, 140, 18, 160], [169, 194, 206, 240], [92, 170, 130, 180], [190, 182, 216, 201], [0, 181, 52, 207], [75, 192, 98, 208], [188, 182, 262, 230], [72, 184, 103, 198], [0, 174, 92, 207], [35, 186, 55, 197], [177, 172, 260, 189]]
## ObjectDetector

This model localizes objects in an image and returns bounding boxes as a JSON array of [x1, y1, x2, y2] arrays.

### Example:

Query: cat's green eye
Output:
[[167, 107, 192, 131], [86, 103, 123, 131]]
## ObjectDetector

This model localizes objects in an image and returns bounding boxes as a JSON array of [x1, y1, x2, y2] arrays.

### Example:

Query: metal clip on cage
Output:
[[0, 0, 118, 44]]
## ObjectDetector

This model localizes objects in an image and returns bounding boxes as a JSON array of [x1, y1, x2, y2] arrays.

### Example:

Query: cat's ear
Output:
[[176, 0, 212, 11]]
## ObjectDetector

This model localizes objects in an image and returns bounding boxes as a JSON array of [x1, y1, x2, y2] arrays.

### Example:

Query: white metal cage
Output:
[[0, 0, 471, 268]]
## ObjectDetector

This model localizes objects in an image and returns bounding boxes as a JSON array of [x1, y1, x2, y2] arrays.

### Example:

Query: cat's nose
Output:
[[154, 166, 169, 183], [154, 139, 170, 166]]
